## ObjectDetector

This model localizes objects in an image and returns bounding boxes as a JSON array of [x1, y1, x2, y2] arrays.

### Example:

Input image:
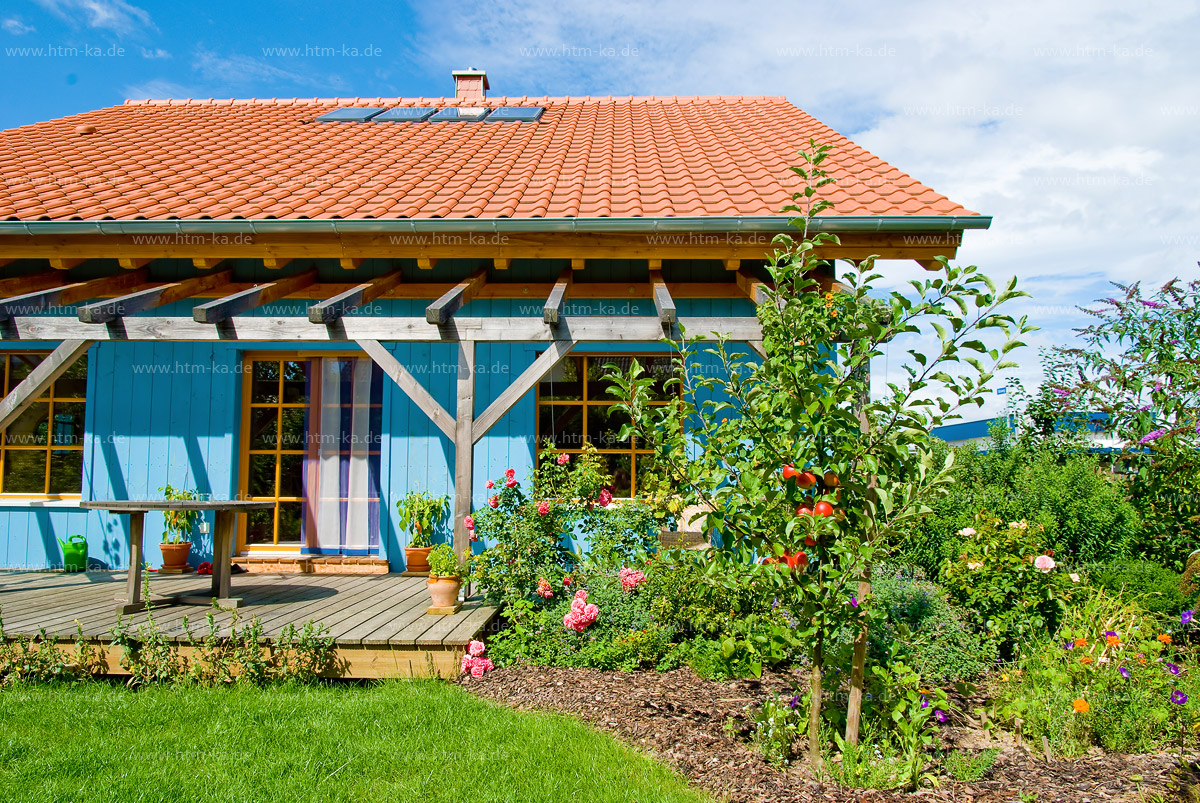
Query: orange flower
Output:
[[831, 310, 838, 317], [1159, 634, 1173, 644], [1072, 699, 1090, 714], [1076, 637, 1089, 647], [1106, 635, 1120, 647], [1081, 656, 1093, 665], [1138, 656, 1148, 665]]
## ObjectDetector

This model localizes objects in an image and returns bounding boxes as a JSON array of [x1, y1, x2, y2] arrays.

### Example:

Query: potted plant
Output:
[[397, 490, 449, 572], [159, 484, 201, 572], [426, 543, 466, 613]]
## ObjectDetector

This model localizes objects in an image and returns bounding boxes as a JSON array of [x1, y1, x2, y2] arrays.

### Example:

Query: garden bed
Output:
[[465, 664, 1191, 802]]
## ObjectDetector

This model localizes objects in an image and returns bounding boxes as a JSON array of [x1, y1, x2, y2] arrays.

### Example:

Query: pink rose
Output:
[[563, 576, 572, 586], [470, 662, 485, 678], [598, 488, 613, 507], [619, 567, 646, 592], [486, 480, 494, 489], [1034, 555, 1056, 573], [463, 515, 475, 530], [506, 478, 518, 489], [468, 640, 485, 657], [489, 495, 499, 509], [537, 501, 550, 516], [469, 531, 479, 543], [505, 468, 516, 479], [557, 453, 570, 465]]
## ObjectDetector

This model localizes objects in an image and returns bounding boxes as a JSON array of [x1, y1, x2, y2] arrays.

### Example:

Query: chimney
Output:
[[452, 68, 489, 102]]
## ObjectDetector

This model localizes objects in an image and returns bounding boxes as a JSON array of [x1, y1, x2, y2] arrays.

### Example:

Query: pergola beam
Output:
[[3, 315, 764, 342], [0, 340, 93, 432], [649, 264, 676, 325], [425, 267, 487, 325], [118, 257, 153, 270], [49, 258, 87, 271], [77, 270, 234, 323], [735, 269, 768, 304], [356, 339, 455, 440], [472, 340, 577, 444], [192, 269, 317, 323], [0, 269, 150, 322], [262, 257, 292, 270], [0, 271, 78, 298], [452, 340, 475, 559], [192, 258, 223, 270], [307, 270, 404, 324], [543, 267, 572, 324]]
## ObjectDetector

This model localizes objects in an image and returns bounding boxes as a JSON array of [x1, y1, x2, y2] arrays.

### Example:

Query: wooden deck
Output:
[[0, 570, 500, 679]]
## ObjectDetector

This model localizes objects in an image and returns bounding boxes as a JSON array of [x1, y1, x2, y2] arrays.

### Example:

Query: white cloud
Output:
[[139, 46, 170, 59], [414, 0, 1200, 415], [121, 78, 194, 100], [34, 0, 156, 36], [1, 17, 36, 35], [192, 49, 345, 91]]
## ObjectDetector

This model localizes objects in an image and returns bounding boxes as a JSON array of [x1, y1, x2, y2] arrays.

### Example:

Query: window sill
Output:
[[0, 496, 83, 509]]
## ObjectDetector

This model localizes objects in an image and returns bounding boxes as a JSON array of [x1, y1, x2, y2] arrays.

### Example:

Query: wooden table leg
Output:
[[116, 511, 148, 615], [211, 509, 241, 608]]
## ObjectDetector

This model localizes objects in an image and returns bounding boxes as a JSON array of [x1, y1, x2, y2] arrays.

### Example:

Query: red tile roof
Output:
[[0, 95, 977, 223]]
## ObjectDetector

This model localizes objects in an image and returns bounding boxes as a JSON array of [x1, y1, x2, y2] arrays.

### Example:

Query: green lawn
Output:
[[0, 681, 710, 803]]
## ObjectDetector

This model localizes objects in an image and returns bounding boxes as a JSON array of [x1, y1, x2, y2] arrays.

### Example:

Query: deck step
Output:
[[233, 555, 389, 575]]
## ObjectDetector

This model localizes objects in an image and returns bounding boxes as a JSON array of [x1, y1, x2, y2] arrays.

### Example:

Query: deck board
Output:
[[0, 570, 500, 678]]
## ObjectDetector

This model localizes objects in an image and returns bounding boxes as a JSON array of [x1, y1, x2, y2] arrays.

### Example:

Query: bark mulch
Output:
[[464, 664, 1192, 803]]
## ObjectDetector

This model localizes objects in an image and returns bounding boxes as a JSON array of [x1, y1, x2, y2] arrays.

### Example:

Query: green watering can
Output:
[[57, 534, 87, 573]]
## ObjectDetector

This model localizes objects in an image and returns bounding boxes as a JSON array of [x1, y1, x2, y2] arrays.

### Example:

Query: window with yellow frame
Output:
[[535, 353, 679, 498], [0, 351, 88, 496]]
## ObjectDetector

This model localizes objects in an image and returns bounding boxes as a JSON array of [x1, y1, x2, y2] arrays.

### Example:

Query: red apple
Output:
[[797, 471, 818, 489], [804, 535, 817, 547], [814, 501, 834, 517], [823, 471, 840, 488], [796, 506, 814, 517], [782, 464, 798, 480]]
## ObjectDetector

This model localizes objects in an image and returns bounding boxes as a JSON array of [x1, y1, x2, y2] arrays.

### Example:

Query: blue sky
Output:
[[2, 0, 1198, 417]]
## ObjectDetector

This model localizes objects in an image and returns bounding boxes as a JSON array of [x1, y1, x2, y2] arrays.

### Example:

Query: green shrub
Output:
[[864, 566, 998, 683], [941, 748, 999, 782], [1089, 560, 1191, 616]]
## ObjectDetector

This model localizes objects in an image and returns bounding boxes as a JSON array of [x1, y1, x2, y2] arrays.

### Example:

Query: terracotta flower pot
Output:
[[405, 545, 434, 572], [160, 542, 192, 571], [427, 576, 461, 608]]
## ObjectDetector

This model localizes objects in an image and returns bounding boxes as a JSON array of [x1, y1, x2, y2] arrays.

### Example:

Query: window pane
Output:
[[639, 355, 679, 401], [51, 403, 85, 447], [587, 405, 632, 449], [280, 407, 307, 451], [55, 356, 89, 399], [5, 402, 48, 446], [249, 407, 278, 449], [276, 502, 303, 543], [585, 357, 625, 403], [7, 354, 45, 394], [538, 405, 583, 450], [3, 451, 46, 494], [282, 361, 309, 403], [248, 454, 276, 497], [48, 450, 83, 494], [634, 454, 665, 497], [278, 453, 303, 499], [600, 453, 632, 498], [246, 508, 274, 545], [539, 355, 583, 401], [251, 361, 280, 403]]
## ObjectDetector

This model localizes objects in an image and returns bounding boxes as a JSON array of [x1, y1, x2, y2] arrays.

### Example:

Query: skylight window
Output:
[[428, 107, 491, 122], [373, 107, 437, 122], [485, 106, 545, 122], [315, 107, 386, 123]]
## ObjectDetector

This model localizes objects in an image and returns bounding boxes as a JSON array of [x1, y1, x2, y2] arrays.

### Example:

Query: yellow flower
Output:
[[1081, 656, 1093, 666], [1159, 634, 1173, 645], [1106, 635, 1120, 647], [1073, 699, 1090, 714], [1000, 673, 1009, 682]]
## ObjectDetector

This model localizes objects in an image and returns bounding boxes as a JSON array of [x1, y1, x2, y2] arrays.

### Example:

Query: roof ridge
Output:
[[122, 94, 789, 107]]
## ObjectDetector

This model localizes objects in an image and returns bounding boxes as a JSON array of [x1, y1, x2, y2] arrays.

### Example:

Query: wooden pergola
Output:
[[0, 225, 966, 555]]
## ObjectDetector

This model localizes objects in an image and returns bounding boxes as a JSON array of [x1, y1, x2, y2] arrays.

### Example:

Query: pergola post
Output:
[[844, 362, 875, 747], [452, 340, 475, 559]]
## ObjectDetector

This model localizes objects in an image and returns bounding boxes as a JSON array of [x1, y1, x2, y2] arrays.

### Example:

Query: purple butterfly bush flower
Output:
[[849, 596, 859, 608], [1139, 299, 1166, 309], [1051, 388, 1070, 398], [1171, 690, 1188, 705], [1184, 610, 1195, 626], [1119, 667, 1131, 679], [1138, 429, 1167, 444], [789, 694, 801, 710]]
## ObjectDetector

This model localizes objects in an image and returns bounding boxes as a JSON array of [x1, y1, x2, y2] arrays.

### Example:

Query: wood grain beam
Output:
[[192, 269, 317, 323], [262, 257, 292, 270], [0, 269, 150, 321], [734, 269, 768, 305], [543, 268, 572, 324], [425, 267, 487, 325], [339, 257, 364, 271], [473, 340, 576, 444], [2, 315, 764, 343], [307, 270, 404, 324], [453, 341, 475, 559], [0, 340, 93, 432], [357, 339, 455, 440], [417, 257, 437, 271], [192, 258, 222, 270], [117, 257, 152, 270], [649, 268, 676, 325], [493, 258, 510, 270], [77, 270, 234, 323], [49, 258, 86, 271], [0, 271, 71, 298]]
